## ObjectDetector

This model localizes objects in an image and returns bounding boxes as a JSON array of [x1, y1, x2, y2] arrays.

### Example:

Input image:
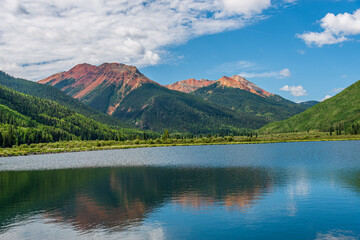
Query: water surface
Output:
[[0, 141, 360, 239]]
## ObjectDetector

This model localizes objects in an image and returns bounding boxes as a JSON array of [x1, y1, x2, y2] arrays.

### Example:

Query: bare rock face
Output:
[[216, 75, 273, 98], [165, 79, 214, 93], [165, 75, 273, 98], [38, 63, 158, 115]]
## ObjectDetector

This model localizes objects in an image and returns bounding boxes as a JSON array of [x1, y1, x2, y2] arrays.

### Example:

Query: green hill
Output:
[[193, 83, 311, 123], [260, 80, 360, 134], [0, 71, 128, 128], [0, 84, 126, 147], [111, 83, 268, 134]]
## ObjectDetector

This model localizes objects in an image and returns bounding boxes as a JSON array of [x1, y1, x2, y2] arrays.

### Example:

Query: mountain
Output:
[[260, 80, 360, 133], [0, 84, 125, 147], [0, 71, 128, 128], [39, 63, 159, 115], [109, 83, 268, 133], [38, 63, 313, 133], [165, 79, 214, 93], [192, 75, 310, 122], [39, 64, 270, 133]]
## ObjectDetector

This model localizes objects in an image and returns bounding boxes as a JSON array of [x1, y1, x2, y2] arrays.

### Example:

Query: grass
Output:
[[1, 131, 360, 157]]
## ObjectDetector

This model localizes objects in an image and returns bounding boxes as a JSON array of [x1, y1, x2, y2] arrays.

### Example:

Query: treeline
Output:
[[329, 123, 360, 136]]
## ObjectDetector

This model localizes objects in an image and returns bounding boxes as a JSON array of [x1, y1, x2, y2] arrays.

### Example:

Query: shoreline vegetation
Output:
[[1, 131, 360, 157]]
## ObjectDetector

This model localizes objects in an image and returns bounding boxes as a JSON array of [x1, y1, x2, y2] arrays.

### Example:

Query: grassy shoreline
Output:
[[1, 132, 360, 157]]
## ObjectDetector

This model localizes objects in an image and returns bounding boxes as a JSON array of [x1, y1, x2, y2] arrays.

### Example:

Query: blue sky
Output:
[[1, 0, 360, 102], [141, 0, 360, 102]]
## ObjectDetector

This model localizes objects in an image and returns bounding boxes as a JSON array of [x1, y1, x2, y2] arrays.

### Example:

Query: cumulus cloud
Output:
[[321, 95, 332, 102], [297, 9, 360, 47], [280, 85, 307, 97], [329, 88, 345, 93], [240, 68, 291, 79], [219, 0, 271, 16], [0, 0, 273, 80]]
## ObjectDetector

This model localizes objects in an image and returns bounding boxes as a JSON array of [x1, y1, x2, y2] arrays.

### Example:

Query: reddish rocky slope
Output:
[[165, 75, 273, 98], [39, 63, 158, 114], [165, 79, 214, 93]]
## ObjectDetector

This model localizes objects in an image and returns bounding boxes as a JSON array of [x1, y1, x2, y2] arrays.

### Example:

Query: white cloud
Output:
[[321, 95, 332, 101], [219, 0, 271, 16], [283, 0, 297, 3], [280, 85, 307, 97], [329, 88, 345, 93], [297, 31, 348, 47], [297, 9, 360, 47], [279, 68, 291, 78], [240, 68, 291, 79], [0, 0, 273, 80]]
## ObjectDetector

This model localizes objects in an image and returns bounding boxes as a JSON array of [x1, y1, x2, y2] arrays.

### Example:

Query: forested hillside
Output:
[[260, 80, 360, 134], [0, 85, 128, 147], [193, 83, 311, 122], [0, 71, 128, 128], [111, 83, 268, 134]]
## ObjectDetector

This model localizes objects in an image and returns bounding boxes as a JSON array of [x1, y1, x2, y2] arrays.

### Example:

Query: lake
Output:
[[1, 141, 360, 239]]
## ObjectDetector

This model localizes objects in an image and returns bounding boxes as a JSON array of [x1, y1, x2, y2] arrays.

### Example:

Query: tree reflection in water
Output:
[[0, 167, 278, 233]]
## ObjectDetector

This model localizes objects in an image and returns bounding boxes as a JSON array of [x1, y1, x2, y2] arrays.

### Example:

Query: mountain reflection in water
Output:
[[0, 167, 278, 233], [1, 163, 360, 239]]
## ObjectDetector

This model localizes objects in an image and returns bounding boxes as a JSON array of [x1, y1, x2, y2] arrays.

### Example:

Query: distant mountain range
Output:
[[38, 63, 315, 133], [4, 60, 360, 146]]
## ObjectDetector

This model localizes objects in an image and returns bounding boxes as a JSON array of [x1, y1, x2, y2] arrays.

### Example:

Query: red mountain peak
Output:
[[216, 75, 273, 98], [165, 78, 214, 93], [38, 63, 159, 115]]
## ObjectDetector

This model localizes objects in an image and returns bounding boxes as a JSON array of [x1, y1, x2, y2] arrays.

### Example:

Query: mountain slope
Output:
[[0, 85, 124, 147], [193, 79, 309, 122], [0, 71, 128, 128], [111, 83, 268, 133], [260, 81, 360, 133], [39, 63, 159, 115]]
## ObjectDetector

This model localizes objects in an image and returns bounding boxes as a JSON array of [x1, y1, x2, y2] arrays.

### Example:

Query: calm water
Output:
[[1, 141, 360, 239]]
